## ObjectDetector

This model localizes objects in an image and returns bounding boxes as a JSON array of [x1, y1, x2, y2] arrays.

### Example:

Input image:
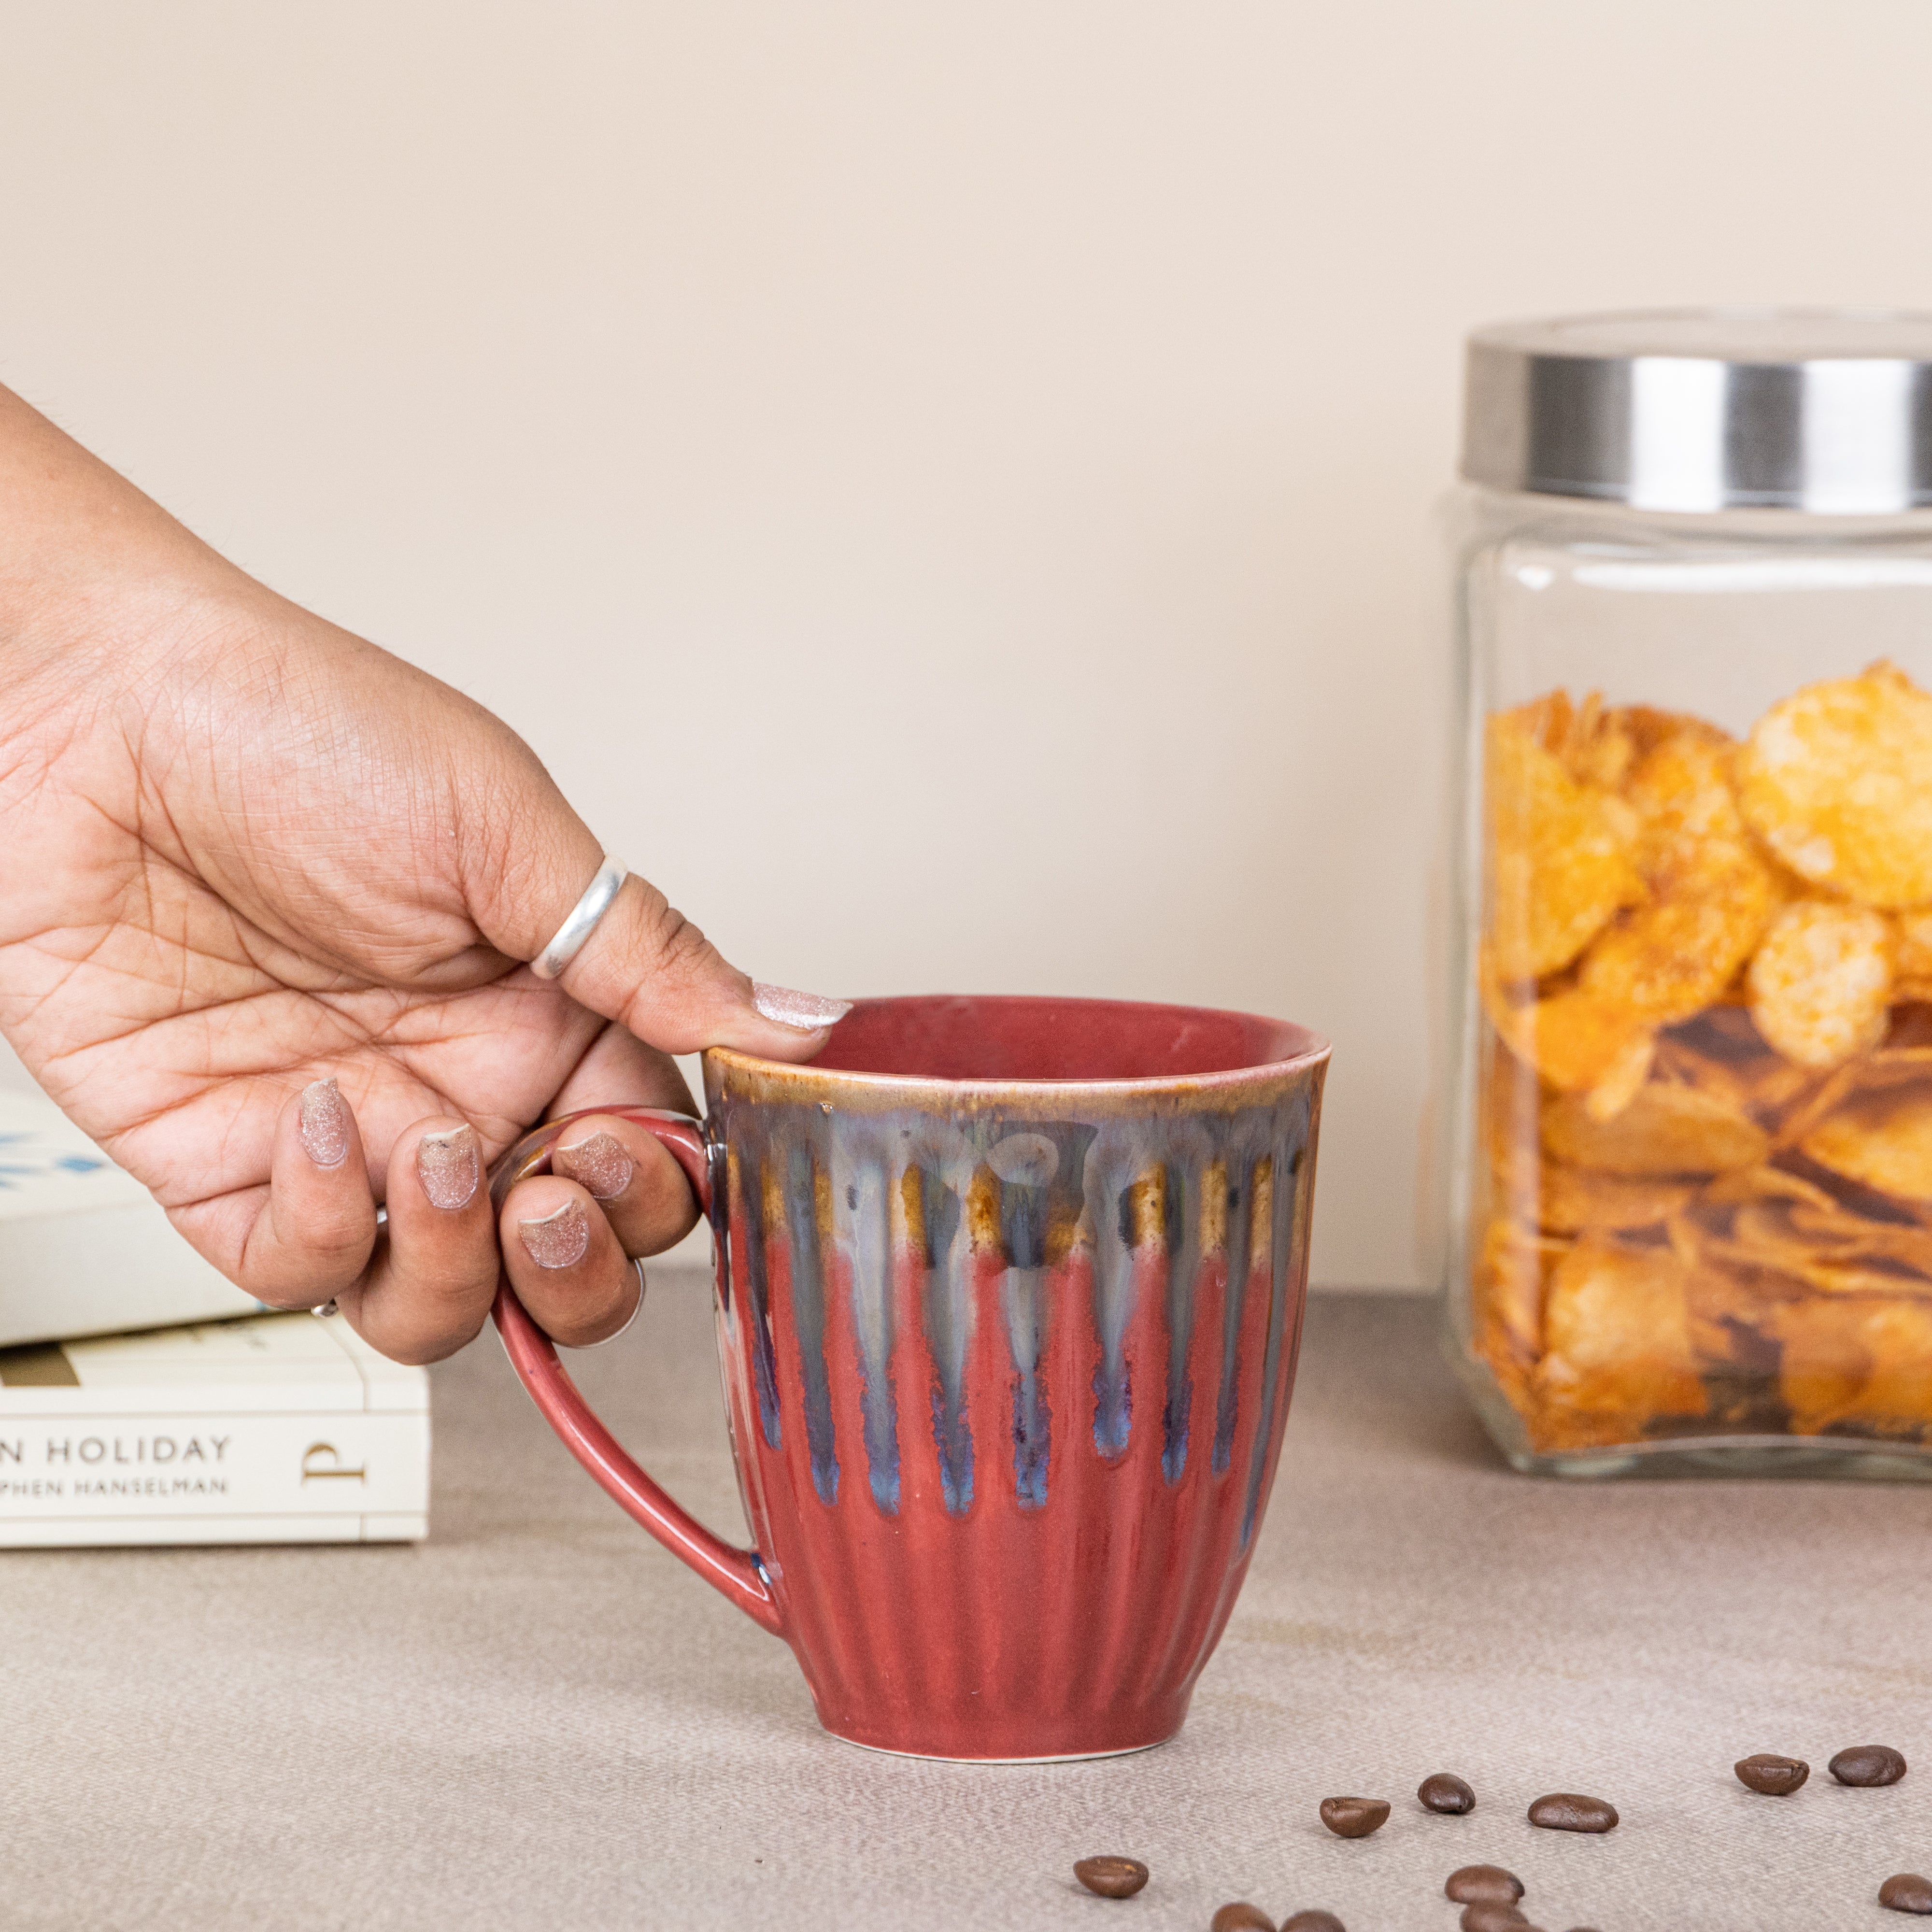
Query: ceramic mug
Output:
[[492, 994, 1328, 1762]]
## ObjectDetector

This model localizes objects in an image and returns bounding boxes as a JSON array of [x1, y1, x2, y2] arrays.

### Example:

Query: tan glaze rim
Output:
[[706, 999, 1330, 1114]]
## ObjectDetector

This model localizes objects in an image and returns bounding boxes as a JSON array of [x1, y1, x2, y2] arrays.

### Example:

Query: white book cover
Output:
[[0, 1087, 266, 1346], [0, 1310, 430, 1547]]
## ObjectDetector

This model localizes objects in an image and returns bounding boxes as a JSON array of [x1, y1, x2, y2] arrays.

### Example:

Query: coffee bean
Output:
[[1459, 1904, 1527, 1932], [1445, 1866, 1525, 1905], [1734, 1753, 1808, 1795], [1419, 1772, 1477, 1814], [1881, 1873, 1932, 1914], [1210, 1904, 1275, 1932], [1527, 1792, 1618, 1833], [1280, 1913, 1345, 1932], [1832, 1745, 1908, 1787], [1074, 1857, 1149, 1899], [1318, 1796, 1390, 1839]]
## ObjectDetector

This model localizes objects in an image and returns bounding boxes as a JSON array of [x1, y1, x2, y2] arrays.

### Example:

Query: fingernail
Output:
[[519, 1199, 590, 1269], [753, 982, 853, 1033], [416, 1125, 480, 1211], [555, 1131, 633, 1201], [298, 1079, 351, 1169]]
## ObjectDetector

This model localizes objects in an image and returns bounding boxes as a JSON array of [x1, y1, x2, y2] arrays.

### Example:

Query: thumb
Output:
[[557, 865, 851, 1060], [463, 746, 848, 1063]]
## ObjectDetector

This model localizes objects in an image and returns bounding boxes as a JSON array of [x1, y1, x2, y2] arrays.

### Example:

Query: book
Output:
[[0, 1310, 429, 1546], [0, 1087, 266, 1346]]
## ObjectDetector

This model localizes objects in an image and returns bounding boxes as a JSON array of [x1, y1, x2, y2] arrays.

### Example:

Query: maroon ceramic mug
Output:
[[492, 994, 1328, 1762]]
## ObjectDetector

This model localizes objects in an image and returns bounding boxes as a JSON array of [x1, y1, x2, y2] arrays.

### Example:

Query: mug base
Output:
[[826, 1728, 1173, 1766]]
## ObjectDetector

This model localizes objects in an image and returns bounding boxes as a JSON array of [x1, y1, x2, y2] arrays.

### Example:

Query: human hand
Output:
[[0, 384, 847, 1362]]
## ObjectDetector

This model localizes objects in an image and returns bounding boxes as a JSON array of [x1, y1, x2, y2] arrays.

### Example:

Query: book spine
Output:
[[0, 1409, 428, 1547]]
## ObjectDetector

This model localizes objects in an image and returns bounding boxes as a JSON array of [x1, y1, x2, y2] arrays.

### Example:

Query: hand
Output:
[[0, 383, 847, 1362]]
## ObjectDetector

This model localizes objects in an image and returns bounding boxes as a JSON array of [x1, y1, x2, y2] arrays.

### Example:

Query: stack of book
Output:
[[0, 1087, 429, 1547]]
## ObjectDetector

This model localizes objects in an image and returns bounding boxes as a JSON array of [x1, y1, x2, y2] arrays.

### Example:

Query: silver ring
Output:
[[531, 856, 629, 980], [567, 1257, 647, 1350]]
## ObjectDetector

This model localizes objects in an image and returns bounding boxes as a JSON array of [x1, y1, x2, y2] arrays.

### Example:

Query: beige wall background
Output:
[[4, 0, 1932, 1285]]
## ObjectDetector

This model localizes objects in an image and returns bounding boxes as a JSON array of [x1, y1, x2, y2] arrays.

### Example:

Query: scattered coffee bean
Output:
[[1527, 1792, 1618, 1833], [1419, 1772, 1477, 1814], [1280, 1914, 1346, 1932], [1832, 1745, 1908, 1787], [1445, 1866, 1525, 1905], [1881, 1873, 1932, 1915], [1733, 1753, 1809, 1795], [1318, 1796, 1390, 1839], [1074, 1857, 1149, 1899], [1460, 1904, 1527, 1932], [1210, 1904, 1275, 1932]]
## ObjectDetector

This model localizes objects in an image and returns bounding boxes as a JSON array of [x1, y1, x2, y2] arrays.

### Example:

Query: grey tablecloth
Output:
[[5, 1279, 1929, 1932]]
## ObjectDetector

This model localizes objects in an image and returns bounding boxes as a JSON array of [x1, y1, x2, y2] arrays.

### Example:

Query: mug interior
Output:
[[806, 994, 1322, 1084]]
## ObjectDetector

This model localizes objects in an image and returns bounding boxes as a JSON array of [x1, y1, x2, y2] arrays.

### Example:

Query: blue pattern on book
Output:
[[0, 1131, 108, 1190]]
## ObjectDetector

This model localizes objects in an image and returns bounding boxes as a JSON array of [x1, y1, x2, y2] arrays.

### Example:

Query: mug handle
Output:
[[488, 1104, 785, 1638]]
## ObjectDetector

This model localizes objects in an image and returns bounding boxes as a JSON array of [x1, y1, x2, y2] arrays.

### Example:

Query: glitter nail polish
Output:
[[519, 1199, 591, 1270], [298, 1079, 351, 1169], [555, 1131, 633, 1202], [753, 982, 854, 1033], [416, 1124, 480, 1211]]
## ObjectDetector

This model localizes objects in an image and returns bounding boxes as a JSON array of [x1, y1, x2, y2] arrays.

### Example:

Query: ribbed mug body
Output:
[[702, 1034, 1325, 1761]]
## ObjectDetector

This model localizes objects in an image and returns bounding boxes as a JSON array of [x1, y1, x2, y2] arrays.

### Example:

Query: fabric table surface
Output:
[[4, 1277, 1929, 1932]]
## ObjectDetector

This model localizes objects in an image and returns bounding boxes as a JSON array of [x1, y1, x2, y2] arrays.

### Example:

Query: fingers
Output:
[[553, 1112, 701, 1256], [270, 1102, 656, 1366], [543, 867, 849, 1062], [335, 1118, 501, 1365], [500, 1173, 641, 1348], [563, 871, 850, 1061], [545, 1026, 704, 1256], [455, 762, 849, 1062], [236, 1080, 380, 1309]]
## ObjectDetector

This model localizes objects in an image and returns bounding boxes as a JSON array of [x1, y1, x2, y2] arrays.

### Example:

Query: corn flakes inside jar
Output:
[[1447, 309, 1932, 1476]]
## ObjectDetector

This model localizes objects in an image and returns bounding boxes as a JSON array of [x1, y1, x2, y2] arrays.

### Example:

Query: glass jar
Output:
[[1445, 309, 1932, 1477]]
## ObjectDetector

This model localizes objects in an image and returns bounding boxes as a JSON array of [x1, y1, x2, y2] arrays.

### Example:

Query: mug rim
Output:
[[707, 992, 1330, 1099]]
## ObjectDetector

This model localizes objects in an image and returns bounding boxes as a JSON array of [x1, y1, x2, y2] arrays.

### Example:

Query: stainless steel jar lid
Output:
[[1463, 309, 1932, 513]]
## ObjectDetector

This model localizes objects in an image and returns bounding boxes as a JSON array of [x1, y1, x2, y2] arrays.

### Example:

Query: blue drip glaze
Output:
[[1003, 1265, 1051, 1511], [1010, 1371, 1051, 1509], [1091, 1362, 1132, 1460], [919, 1171, 974, 1516], [734, 1150, 784, 1452], [863, 1414, 900, 1512], [1091, 1182, 1136, 1460], [998, 1180, 1053, 1508], [1159, 1163, 1195, 1486], [930, 1384, 975, 1516], [846, 1171, 901, 1516], [1211, 1166, 1255, 1476], [783, 1143, 840, 1507], [1241, 1108, 1309, 1548]]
